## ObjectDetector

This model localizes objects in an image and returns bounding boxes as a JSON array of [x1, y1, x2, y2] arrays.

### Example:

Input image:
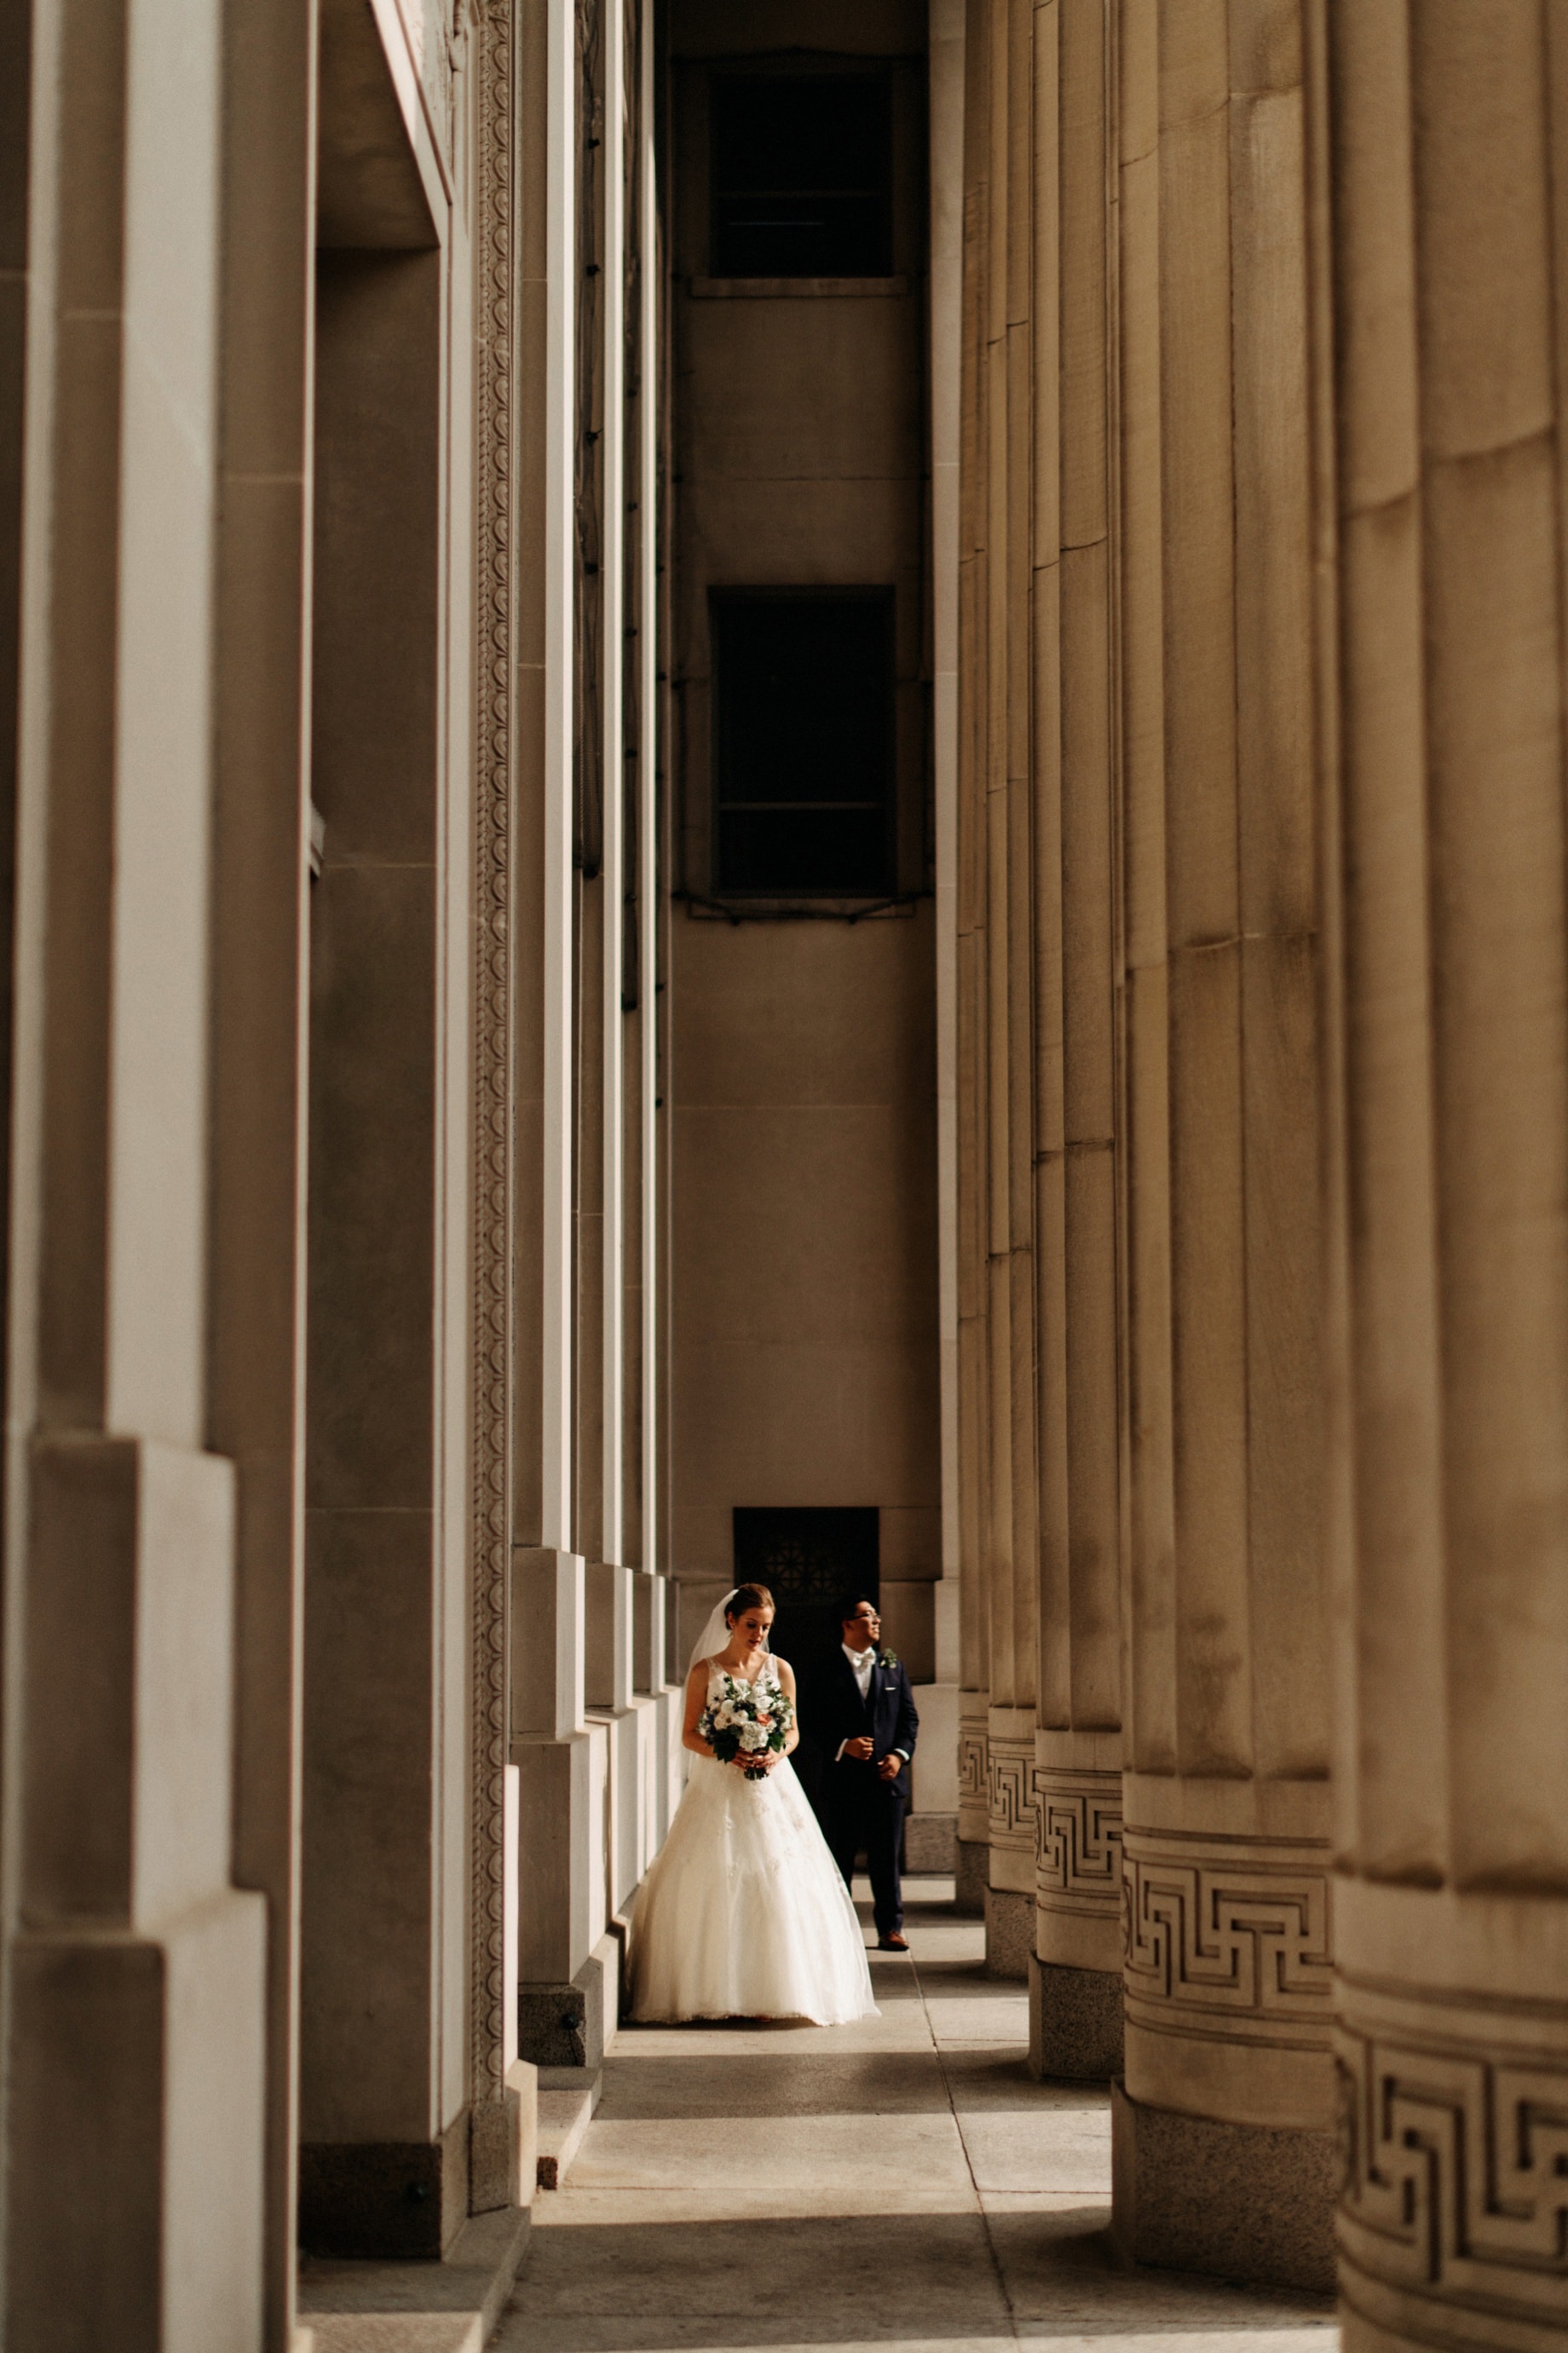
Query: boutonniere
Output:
[[879, 1647, 899, 1669]]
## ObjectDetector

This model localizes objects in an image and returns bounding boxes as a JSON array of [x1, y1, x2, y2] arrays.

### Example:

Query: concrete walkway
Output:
[[493, 1880, 1338, 2353]]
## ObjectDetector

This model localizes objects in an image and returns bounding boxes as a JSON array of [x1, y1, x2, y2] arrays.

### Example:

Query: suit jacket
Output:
[[821, 1647, 919, 1802]]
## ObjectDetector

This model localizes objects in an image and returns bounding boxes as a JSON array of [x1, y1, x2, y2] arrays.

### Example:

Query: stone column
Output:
[[208, 0, 316, 2321], [922, 0, 966, 1876], [512, 0, 597, 2068], [300, 230, 476, 2257], [4, 0, 270, 2333], [1112, 0, 1333, 2290], [1029, 0, 1125, 2085], [1323, 9, 1568, 2350], [974, 0, 1043, 1984], [955, 0, 996, 1919]]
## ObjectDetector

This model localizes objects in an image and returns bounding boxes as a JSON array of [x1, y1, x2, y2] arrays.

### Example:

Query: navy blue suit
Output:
[[821, 1647, 919, 1939]]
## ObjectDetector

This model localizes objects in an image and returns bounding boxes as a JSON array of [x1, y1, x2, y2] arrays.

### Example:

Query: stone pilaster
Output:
[[1324, 9, 1568, 2349], [1113, 0, 1331, 2289], [4, 0, 272, 2323]]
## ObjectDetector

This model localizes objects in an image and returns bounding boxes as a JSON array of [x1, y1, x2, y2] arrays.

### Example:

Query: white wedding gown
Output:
[[628, 1657, 879, 2024]]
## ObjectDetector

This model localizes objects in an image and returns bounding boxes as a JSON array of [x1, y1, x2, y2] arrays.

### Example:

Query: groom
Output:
[[821, 1596, 919, 1951]]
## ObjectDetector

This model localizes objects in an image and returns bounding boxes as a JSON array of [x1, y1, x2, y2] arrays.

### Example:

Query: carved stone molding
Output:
[[1338, 1975, 1568, 2346], [1037, 1766, 1123, 1919], [1122, 1826, 1334, 2053], [958, 1707, 989, 1843], [987, 1733, 1035, 1857], [469, 0, 515, 2123]]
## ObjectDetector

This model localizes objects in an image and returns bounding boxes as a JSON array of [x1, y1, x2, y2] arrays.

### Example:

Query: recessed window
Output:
[[710, 74, 893, 279], [712, 591, 895, 897]]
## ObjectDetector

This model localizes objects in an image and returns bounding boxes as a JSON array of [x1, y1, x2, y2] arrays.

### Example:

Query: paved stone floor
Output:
[[493, 1880, 1339, 2353]]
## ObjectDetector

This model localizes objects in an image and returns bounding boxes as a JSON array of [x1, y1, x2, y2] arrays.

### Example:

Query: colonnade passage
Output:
[[498, 1882, 1336, 2353], [9, 0, 1568, 2346]]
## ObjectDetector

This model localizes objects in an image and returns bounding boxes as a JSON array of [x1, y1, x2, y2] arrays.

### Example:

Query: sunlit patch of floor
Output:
[[493, 1880, 1338, 2353]]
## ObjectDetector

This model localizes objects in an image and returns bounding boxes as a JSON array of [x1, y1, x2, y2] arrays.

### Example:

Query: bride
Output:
[[627, 1583, 878, 2025]]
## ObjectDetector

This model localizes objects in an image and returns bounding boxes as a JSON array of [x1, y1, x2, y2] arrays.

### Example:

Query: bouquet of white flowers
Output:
[[699, 1674, 796, 1780]]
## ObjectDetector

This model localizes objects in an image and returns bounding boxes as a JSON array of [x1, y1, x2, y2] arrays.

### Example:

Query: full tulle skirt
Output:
[[628, 1753, 879, 2025]]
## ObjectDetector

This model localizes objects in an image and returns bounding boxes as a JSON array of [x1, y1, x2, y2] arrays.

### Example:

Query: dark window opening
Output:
[[712, 591, 895, 897], [711, 73, 893, 279]]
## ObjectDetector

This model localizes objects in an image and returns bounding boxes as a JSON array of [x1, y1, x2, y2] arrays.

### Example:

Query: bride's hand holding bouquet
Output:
[[699, 1675, 796, 1780]]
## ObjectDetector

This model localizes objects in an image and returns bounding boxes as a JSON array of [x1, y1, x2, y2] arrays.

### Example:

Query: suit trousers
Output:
[[825, 1767, 906, 1938]]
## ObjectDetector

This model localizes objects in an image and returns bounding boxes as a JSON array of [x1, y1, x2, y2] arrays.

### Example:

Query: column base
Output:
[[517, 1951, 608, 2071], [904, 1812, 957, 1872], [299, 2204, 531, 2351], [517, 1925, 625, 2069], [983, 1884, 1033, 1980], [1110, 2079, 1335, 2292], [298, 2108, 470, 2260], [954, 1834, 988, 1916], [1029, 1957, 1123, 2079]]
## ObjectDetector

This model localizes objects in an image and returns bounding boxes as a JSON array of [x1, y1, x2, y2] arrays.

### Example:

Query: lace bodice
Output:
[[705, 1653, 782, 1688]]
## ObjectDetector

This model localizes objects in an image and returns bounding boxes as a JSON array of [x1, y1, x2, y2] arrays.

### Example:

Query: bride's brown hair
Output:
[[725, 1583, 774, 1622]]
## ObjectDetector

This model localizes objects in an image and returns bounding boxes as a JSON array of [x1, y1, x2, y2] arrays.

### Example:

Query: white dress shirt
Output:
[[836, 1643, 909, 1765]]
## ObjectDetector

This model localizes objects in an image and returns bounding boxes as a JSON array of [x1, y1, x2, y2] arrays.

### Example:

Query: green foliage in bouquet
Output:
[[699, 1673, 796, 1780]]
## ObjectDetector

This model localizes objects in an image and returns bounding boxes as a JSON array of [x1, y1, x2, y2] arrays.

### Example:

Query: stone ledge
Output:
[[536, 2065, 602, 2190], [299, 2206, 529, 2353]]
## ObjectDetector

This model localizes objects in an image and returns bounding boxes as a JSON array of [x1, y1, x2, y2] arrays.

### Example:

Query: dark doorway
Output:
[[734, 1507, 879, 1819]]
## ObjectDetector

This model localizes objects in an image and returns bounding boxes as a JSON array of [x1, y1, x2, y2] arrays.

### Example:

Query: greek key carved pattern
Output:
[[958, 1724, 988, 1807], [1037, 1772, 1123, 1906], [988, 1739, 1035, 1849], [1122, 1844, 1333, 2021], [1339, 2019, 1568, 2321], [470, 0, 514, 2117]]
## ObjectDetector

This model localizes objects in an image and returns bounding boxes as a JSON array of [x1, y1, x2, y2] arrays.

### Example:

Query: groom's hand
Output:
[[844, 1736, 874, 1762], [876, 1753, 902, 1783]]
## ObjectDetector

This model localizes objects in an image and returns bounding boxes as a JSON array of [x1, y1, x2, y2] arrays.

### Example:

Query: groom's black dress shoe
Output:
[[877, 1933, 909, 1952]]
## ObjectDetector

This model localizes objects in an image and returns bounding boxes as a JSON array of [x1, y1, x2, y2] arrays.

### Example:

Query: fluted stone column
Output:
[[989, 0, 1044, 1982], [1324, 10, 1568, 2350], [1029, 0, 1125, 2085], [955, 0, 995, 1923], [1112, 0, 1332, 2289]]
